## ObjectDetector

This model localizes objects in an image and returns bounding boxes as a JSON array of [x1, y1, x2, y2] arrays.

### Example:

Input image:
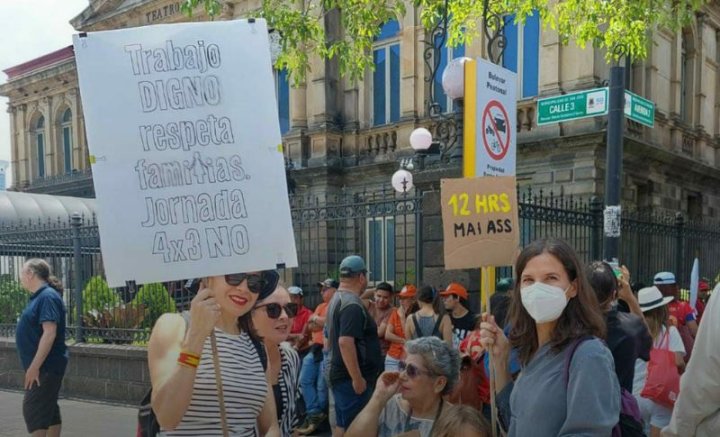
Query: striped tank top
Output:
[[163, 329, 268, 436]]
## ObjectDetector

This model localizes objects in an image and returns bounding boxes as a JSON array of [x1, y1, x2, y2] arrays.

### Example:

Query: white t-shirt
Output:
[[632, 325, 686, 395]]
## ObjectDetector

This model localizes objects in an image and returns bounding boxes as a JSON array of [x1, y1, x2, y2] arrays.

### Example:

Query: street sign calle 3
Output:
[[537, 88, 608, 125], [537, 87, 655, 128]]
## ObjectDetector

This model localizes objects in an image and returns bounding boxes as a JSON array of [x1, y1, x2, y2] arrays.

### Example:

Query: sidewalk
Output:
[[1, 389, 331, 436], [0, 390, 136, 436]]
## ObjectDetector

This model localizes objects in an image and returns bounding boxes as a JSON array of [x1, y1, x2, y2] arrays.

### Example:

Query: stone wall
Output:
[[0, 338, 149, 406]]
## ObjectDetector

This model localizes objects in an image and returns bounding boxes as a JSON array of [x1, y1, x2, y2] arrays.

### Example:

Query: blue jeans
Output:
[[331, 378, 373, 429], [300, 348, 328, 416]]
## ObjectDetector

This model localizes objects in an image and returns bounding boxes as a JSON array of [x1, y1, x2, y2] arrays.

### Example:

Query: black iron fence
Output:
[[0, 187, 718, 344]]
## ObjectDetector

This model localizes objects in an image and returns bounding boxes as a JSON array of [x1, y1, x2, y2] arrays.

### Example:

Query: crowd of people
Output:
[[12, 241, 720, 436]]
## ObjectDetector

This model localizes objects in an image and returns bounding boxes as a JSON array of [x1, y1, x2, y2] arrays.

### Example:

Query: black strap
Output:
[[431, 315, 443, 338], [250, 334, 268, 371], [411, 314, 422, 338]]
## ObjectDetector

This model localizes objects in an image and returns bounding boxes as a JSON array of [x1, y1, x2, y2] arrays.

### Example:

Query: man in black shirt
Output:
[[326, 255, 382, 437], [441, 282, 476, 348]]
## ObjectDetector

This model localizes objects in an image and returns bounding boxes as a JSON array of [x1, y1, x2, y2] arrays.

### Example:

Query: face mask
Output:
[[520, 282, 570, 323]]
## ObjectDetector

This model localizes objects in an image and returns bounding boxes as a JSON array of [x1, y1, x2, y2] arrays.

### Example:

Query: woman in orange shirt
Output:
[[384, 285, 419, 371]]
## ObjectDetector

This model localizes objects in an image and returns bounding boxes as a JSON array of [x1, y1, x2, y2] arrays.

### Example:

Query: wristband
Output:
[[177, 350, 201, 369]]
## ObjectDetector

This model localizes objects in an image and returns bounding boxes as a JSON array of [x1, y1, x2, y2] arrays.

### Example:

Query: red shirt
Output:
[[291, 306, 313, 334], [668, 300, 696, 327]]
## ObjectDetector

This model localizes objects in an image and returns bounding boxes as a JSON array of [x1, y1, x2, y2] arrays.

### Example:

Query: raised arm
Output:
[[149, 288, 217, 429]]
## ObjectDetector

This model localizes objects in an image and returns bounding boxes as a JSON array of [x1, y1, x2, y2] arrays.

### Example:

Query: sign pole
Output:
[[603, 65, 625, 262], [484, 265, 499, 437]]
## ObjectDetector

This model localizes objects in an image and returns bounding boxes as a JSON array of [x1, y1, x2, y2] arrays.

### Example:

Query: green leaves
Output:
[[182, 0, 706, 84]]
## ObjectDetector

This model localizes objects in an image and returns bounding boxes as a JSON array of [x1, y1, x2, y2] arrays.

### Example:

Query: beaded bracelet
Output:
[[177, 350, 201, 369]]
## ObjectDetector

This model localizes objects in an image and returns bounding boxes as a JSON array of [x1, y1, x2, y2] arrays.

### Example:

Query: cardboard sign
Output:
[[73, 20, 298, 286], [441, 177, 519, 269]]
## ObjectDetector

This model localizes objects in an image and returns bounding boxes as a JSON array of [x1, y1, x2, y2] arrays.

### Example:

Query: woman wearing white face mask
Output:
[[479, 239, 620, 436]]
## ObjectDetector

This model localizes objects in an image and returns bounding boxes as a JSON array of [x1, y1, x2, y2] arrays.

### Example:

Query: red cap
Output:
[[441, 282, 468, 300], [700, 280, 710, 292], [399, 284, 417, 298]]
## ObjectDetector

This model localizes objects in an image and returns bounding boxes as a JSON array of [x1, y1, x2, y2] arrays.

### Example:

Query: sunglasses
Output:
[[224, 270, 280, 297], [255, 302, 299, 319], [398, 361, 433, 379]]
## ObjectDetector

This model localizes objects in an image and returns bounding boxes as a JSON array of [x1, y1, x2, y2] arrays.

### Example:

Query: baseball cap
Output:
[[440, 282, 468, 300], [317, 278, 340, 289], [288, 286, 304, 296], [654, 272, 676, 285], [339, 255, 367, 277], [398, 284, 417, 298], [699, 279, 710, 292]]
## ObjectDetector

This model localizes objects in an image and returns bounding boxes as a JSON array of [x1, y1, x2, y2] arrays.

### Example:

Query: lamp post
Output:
[[407, 57, 470, 169]]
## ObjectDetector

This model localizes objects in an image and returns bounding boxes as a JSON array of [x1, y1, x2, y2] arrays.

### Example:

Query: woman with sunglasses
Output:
[[479, 239, 620, 436], [345, 336, 460, 437], [148, 271, 282, 436], [251, 284, 302, 437]]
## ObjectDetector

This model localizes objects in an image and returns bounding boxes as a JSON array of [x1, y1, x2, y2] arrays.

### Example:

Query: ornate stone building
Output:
[[1, 0, 720, 210]]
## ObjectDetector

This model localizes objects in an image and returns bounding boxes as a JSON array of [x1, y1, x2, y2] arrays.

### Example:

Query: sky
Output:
[[0, 0, 90, 187]]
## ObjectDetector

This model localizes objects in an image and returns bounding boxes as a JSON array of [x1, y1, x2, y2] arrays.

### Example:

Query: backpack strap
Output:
[[431, 315, 444, 338], [411, 314, 422, 338], [563, 335, 594, 387]]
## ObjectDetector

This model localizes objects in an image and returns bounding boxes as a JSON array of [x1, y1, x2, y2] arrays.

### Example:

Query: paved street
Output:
[[0, 390, 136, 437]]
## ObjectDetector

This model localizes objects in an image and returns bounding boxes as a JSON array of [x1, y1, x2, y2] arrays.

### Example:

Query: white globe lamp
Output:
[[442, 57, 472, 100], [409, 127, 433, 151], [391, 169, 414, 193]]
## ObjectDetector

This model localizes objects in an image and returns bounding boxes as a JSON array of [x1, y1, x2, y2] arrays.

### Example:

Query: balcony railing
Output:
[[25, 168, 94, 192]]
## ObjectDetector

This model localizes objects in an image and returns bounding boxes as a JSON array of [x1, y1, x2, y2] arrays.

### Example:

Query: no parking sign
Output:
[[464, 58, 517, 177]]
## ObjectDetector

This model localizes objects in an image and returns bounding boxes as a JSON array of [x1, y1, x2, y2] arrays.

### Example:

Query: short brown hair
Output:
[[432, 404, 490, 437], [508, 239, 606, 366]]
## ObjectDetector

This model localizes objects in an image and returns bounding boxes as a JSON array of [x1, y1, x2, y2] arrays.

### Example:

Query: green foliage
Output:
[[132, 282, 175, 328], [0, 277, 27, 324], [183, 0, 706, 85], [82, 276, 120, 312]]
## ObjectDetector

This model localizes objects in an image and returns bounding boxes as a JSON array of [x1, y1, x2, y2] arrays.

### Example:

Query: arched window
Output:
[[34, 116, 46, 178], [372, 20, 401, 126], [61, 109, 73, 174]]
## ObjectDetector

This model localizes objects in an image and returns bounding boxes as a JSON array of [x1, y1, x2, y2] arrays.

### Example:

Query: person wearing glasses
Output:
[[147, 271, 282, 436], [252, 284, 302, 437], [344, 336, 460, 437]]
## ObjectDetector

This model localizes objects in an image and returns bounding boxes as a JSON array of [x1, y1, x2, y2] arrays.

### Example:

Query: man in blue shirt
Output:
[[16, 258, 68, 436]]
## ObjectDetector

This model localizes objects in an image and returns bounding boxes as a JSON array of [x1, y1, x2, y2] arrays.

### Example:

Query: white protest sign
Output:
[[473, 58, 517, 176], [73, 20, 298, 286]]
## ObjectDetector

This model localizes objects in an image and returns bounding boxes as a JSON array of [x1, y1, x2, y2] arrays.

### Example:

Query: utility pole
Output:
[[603, 65, 625, 262]]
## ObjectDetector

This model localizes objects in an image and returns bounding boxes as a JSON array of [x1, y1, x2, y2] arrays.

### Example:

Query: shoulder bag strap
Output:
[[210, 331, 229, 437]]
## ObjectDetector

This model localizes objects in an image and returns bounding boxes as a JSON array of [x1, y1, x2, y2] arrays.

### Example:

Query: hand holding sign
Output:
[[188, 286, 221, 341]]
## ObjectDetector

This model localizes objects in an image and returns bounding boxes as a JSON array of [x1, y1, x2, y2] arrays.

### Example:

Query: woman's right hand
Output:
[[187, 287, 221, 340], [479, 313, 510, 365], [373, 371, 401, 403]]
